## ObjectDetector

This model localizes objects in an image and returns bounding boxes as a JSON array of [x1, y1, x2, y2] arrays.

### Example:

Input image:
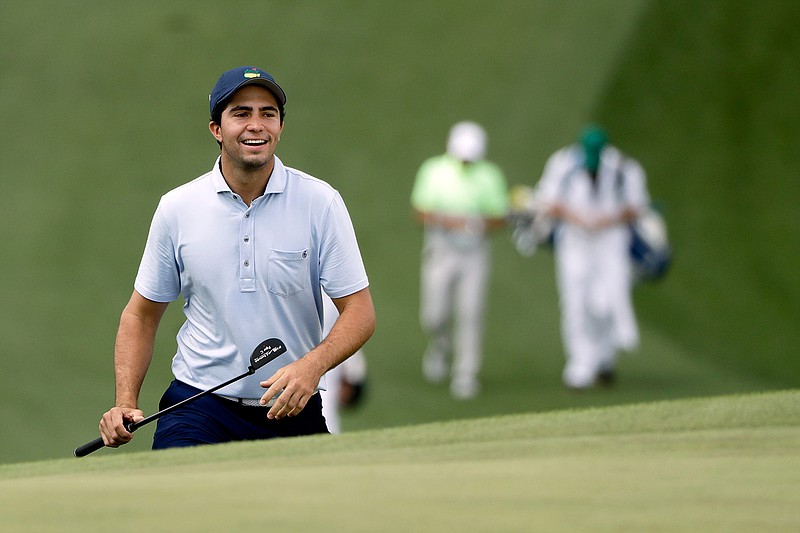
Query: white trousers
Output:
[[555, 233, 638, 388], [320, 296, 367, 433], [419, 239, 490, 383]]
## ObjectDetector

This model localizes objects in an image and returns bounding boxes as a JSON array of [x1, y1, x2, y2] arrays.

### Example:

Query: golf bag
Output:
[[508, 185, 671, 283], [629, 205, 671, 282], [508, 185, 555, 257]]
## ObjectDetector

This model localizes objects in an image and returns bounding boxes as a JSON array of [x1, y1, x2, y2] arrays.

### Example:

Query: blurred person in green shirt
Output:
[[411, 122, 509, 399]]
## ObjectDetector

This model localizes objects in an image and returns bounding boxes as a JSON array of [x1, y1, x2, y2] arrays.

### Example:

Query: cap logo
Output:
[[244, 68, 261, 79]]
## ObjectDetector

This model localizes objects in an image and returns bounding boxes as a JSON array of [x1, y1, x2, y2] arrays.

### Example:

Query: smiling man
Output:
[[97, 66, 375, 450]]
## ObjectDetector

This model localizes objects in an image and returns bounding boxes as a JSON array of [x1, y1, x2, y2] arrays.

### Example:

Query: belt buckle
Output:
[[238, 397, 266, 408], [218, 394, 271, 408]]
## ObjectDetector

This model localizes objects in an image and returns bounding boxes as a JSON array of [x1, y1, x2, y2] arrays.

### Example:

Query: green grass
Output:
[[2, 390, 799, 532], [594, 0, 800, 384], [1, 0, 798, 466]]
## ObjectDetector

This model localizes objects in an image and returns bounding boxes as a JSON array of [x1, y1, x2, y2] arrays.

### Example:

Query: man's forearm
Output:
[[113, 293, 167, 408], [316, 288, 375, 374]]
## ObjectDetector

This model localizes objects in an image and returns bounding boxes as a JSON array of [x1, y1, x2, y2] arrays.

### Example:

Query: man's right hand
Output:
[[99, 406, 145, 447]]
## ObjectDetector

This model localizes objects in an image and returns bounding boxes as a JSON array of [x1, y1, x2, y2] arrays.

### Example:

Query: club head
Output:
[[248, 338, 287, 373]]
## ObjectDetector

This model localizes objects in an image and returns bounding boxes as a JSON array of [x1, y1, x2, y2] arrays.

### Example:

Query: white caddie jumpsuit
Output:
[[536, 144, 650, 388]]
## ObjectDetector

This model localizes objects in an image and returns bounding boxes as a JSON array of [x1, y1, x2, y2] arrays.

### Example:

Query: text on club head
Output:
[[252, 342, 285, 364]]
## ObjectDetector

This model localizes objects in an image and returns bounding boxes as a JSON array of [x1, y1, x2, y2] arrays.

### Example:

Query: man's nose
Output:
[[246, 119, 265, 131]]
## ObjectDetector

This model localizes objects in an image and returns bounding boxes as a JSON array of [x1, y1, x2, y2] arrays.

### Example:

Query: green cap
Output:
[[580, 125, 608, 174]]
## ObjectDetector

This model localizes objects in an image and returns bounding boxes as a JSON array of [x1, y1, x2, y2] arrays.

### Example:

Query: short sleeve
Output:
[[133, 201, 181, 302]]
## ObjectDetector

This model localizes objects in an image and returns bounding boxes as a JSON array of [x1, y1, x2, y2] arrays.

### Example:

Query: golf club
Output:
[[74, 337, 287, 458]]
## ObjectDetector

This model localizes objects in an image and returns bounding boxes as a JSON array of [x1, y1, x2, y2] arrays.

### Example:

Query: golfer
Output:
[[411, 122, 509, 399], [98, 66, 375, 449]]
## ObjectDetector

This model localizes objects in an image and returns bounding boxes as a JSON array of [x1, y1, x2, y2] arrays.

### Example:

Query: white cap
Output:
[[446, 121, 487, 162]]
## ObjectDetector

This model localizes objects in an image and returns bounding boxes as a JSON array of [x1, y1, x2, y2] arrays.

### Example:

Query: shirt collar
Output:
[[211, 157, 230, 193], [265, 155, 287, 194], [210, 155, 287, 195]]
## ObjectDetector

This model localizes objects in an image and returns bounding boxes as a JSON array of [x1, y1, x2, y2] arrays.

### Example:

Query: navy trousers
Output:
[[152, 380, 329, 450]]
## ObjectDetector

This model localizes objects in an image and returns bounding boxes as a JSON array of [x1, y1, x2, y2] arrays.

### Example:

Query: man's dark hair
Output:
[[210, 95, 286, 127]]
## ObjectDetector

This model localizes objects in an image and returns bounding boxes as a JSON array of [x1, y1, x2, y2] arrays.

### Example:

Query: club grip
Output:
[[74, 437, 105, 458]]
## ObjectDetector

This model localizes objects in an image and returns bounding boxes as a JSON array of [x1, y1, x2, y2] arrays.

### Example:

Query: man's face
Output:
[[209, 84, 284, 171]]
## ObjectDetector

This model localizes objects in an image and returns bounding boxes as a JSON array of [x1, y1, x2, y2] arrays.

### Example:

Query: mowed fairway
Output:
[[2, 390, 798, 532]]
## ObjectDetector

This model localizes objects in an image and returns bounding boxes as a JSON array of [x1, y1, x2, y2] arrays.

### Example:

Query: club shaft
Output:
[[128, 370, 251, 431], [73, 369, 252, 457]]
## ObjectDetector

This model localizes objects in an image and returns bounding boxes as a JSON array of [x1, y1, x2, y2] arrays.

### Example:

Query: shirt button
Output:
[[243, 236, 250, 242], [244, 260, 250, 267], [244, 213, 250, 218]]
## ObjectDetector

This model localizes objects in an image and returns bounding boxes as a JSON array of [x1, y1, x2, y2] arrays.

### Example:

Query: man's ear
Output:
[[209, 121, 222, 142]]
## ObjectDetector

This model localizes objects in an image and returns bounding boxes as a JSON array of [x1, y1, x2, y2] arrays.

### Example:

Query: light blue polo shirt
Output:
[[134, 156, 369, 398]]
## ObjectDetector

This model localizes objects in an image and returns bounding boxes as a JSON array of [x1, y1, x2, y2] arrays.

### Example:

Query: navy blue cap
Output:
[[209, 66, 286, 120]]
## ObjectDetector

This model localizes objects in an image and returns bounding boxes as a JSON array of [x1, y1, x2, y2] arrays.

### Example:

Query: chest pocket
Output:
[[268, 249, 309, 297]]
